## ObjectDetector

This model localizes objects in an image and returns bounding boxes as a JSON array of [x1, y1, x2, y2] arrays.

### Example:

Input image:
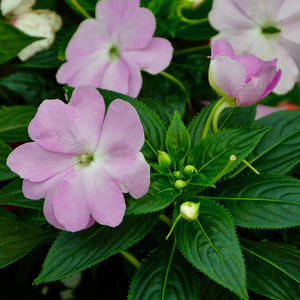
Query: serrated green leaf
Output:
[[175, 199, 248, 300], [207, 174, 300, 229], [0, 106, 36, 142], [0, 178, 43, 210], [233, 110, 300, 175], [166, 111, 190, 167], [0, 217, 52, 269], [198, 275, 239, 300], [128, 240, 199, 300], [126, 175, 181, 215], [0, 141, 16, 181], [0, 71, 57, 105], [189, 173, 215, 187], [34, 213, 158, 284], [0, 20, 41, 65], [188, 128, 269, 180], [241, 239, 300, 300]]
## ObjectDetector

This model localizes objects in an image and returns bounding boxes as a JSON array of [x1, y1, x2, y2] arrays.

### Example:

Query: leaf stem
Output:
[[120, 250, 141, 269], [176, 4, 208, 24], [159, 214, 172, 227], [160, 71, 192, 110], [212, 155, 236, 183], [166, 214, 181, 240], [162, 239, 176, 300], [69, 0, 92, 18], [174, 45, 210, 56], [242, 159, 260, 174]]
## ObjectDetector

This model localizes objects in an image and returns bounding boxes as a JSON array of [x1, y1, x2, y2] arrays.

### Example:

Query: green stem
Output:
[[212, 155, 236, 183], [174, 45, 210, 56], [177, 4, 208, 24], [242, 159, 260, 174], [160, 214, 172, 227], [202, 96, 231, 139], [69, 0, 92, 18], [162, 240, 176, 300], [166, 214, 181, 240], [160, 71, 192, 110], [212, 101, 231, 132], [120, 250, 141, 268]]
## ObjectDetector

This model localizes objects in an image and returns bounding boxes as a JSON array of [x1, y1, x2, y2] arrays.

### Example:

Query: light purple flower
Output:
[[209, 0, 300, 94], [255, 104, 283, 119], [7, 86, 150, 232], [56, 0, 173, 98], [208, 39, 281, 106]]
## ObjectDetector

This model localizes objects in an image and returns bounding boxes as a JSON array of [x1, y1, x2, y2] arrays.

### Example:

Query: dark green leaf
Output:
[[234, 110, 300, 175], [176, 199, 248, 299], [166, 111, 190, 167], [126, 175, 181, 215], [0, 20, 41, 65], [34, 213, 158, 284], [0, 141, 16, 181], [241, 239, 300, 300], [0, 71, 57, 105], [128, 240, 199, 300], [0, 106, 36, 142], [0, 178, 43, 210], [189, 173, 215, 187], [0, 217, 52, 269], [208, 174, 300, 228], [188, 128, 269, 180]]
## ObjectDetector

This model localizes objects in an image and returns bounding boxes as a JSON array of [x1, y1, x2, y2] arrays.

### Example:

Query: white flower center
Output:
[[108, 44, 120, 62]]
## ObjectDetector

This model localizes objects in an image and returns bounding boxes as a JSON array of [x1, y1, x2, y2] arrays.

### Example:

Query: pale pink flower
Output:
[[255, 104, 283, 119], [56, 0, 173, 97], [7, 86, 150, 232], [209, 0, 300, 94], [209, 39, 281, 106]]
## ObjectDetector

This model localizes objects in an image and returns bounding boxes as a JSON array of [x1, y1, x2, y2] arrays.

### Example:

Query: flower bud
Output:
[[180, 201, 200, 222], [182, 0, 205, 9], [157, 151, 171, 167], [174, 179, 187, 190], [173, 171, 182, 179], [183, 165, 197, 177], [1, 0, 35, 16]]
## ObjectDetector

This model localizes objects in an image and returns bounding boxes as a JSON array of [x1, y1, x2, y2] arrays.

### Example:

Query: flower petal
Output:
[[255, 105, 283, 120], [52, 164, 125, 231], [209, 56, 246, 98], [102, 152, 150, 199], [208, 0, 255, 31], [29, 86, 105, 154], [122, 37, 173, 74], [95, 99, 144, 157], [96, 0, 155, 50], [100, 59, 130, 95], [211, 39, 236, 59], [7, 142, 77, 182]]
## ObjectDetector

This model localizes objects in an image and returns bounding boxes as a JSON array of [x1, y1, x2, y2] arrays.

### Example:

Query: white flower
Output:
[[1, 0, 62, 61], [208, 0, 300, 94]]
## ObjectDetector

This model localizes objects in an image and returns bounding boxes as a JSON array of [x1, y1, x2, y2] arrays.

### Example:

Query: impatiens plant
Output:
[[1, 1, 300, 299]]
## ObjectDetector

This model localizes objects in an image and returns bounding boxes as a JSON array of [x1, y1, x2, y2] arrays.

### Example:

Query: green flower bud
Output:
[[157, 151, 171, 167], [174, 179, 187, 189], [173, 171, 182, 179], [180, 201, 200, 222], [183, 165, 197, 177]]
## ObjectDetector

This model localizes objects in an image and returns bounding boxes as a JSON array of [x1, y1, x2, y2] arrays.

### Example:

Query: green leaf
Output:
[[166, 111, 190, 167], [0, 71, 57, 105], [234, 110, 300, 175], [0, 141, 16, 181], [34, 213, 158, 284], [0, 20, 41, 65], [241, 239, 300, 300], [207, 174, 300, 229], [218, 105, 256, 130], [128, 240, 199, 300], [0, 105, 36, 142], [188, 128, 269, 180], [0, 178, 43, 210], [126, 175, 181, 215], [198, 275, 239, 300], [189, 173, 215, 187], [175, 199, 248, 300], [175, 21, 217, 41], [0, 217, 52, 269]]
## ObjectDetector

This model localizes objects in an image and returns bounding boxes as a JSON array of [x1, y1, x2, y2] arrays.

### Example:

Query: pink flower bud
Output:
[[209, 39, 282, 106]]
